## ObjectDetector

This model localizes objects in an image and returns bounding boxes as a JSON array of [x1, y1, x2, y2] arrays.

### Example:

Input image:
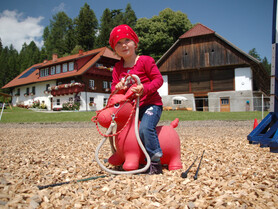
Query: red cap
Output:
[[109, 24, 139, 50]]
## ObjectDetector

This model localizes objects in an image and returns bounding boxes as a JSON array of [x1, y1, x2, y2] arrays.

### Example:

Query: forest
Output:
[[0, 3, 271, 94]]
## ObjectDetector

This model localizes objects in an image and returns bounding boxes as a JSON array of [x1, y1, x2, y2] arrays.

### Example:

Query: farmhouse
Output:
[[2, 47, 120, 111], [157, 23, 270, 112]]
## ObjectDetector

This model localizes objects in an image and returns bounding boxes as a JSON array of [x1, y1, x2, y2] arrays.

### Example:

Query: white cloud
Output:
[[0, 10, 44, 51], [52, 3, 66, 13]]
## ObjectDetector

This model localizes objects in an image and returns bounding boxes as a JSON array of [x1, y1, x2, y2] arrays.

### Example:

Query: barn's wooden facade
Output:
[[157, 24, 270, 112]]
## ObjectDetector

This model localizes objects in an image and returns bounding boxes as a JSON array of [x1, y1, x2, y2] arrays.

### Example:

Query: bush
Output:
[[40, 103, 47, 109], [62, 102, 80, 111], [32, 100, 40, 108]]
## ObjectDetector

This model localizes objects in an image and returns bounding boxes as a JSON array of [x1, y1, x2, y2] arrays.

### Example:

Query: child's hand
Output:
[[115, 80, 127, 91], [131, 84, 144, 97]]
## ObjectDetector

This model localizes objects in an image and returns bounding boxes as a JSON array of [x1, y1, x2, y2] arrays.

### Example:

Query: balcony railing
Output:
[[49, 83, 85, 96]]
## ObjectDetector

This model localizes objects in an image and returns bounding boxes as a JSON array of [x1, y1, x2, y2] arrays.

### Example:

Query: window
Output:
[[109, 82, 112, 88], [221, 98, 229, 105], [45, 68, 49, 76], [90, 97, 95, 103], [62, 63, 68, 72], [69, 62, 74, 71], [40, 69, 45, 77], [26, 87, 29, 94], [103, 81, 108, 89], [50, 66, 56, 75], [56, 65, 61, 74], [16, 88, 20, 96], [103, 98, 108, 106], [32, 86, 36, 94], [89, 80, 95, 88], [46, 84, 50, 91], [57, 99, 60, 106], [173, 99, 182, 105], [40, 68, 49, 77]]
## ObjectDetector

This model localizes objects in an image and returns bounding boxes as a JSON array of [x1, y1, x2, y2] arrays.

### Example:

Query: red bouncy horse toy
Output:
[[92, 75, 182, 174]]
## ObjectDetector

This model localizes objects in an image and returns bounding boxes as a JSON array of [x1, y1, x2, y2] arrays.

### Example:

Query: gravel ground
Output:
[[0, 120, 278, 208]]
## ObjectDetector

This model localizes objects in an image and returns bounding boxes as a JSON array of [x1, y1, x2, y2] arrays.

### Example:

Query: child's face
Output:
[[114, 38, 137, 59]]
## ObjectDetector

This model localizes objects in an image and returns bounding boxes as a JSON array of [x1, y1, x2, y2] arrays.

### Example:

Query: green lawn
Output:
[[0, 107, 268, 123]]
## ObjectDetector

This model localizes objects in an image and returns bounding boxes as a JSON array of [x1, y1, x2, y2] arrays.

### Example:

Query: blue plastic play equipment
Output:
[[247, 0, 278, 153]]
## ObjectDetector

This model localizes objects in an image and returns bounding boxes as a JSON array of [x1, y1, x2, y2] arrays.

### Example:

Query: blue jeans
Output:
[[139, 105, 163, 161]]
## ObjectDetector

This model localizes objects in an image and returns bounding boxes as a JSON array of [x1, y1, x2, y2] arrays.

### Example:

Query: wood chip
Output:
[[1, 121, 278, 208]]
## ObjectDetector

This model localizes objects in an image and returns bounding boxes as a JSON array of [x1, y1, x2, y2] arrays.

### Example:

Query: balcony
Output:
[[49, 83, 85, 97]]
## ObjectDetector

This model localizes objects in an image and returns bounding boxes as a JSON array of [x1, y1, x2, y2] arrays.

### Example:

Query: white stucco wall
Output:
[[158, 75, 168, 96], [12, 81, 56, 110], [235, 67, 252, 91], [12, 81, 113, 111], [80, 92, 110, 111]]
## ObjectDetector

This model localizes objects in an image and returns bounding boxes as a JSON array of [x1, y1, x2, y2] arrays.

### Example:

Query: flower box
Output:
[[61, 88, 66, 95], [73, 85, 82, 93], [49, 83, 84, 96], [51, 90, 56, 96], [56, 89, 62, 96], [68, 88, 73, 94]]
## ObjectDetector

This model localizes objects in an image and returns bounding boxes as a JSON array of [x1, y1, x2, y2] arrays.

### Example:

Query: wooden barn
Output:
[[157, 23, 270, 112]]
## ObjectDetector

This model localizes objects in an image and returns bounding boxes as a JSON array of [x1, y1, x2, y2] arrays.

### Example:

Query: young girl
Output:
[[109, 24, 164, 174]]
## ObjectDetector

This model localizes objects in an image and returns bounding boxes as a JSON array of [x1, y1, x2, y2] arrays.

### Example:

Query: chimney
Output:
[[78, 49, 83, 55], [52, 53, 58, 61]]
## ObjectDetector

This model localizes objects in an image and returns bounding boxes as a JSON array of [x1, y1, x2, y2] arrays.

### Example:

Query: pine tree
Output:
[[0, 47, 8, 90], [18, 41, 41, 73], [7, 45, 19, 84], [43, 12, 73, 58], [74, 3, 98, 51], [0, 38, 3, 54], [96, 8, 113, 48], [97, 4, 136, 48], [249, 48, 261, 61], [65, 22, 77, 55], [262, 57, 271, 75], [111, 9, 124, 27], [123, 3, 137, 28], [0, 45, 19, 93]]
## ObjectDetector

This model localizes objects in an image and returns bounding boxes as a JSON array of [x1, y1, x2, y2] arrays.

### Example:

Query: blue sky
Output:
[[0, 0, 273, 61]]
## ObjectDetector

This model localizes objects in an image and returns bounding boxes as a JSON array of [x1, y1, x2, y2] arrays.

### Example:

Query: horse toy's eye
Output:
[[114, 103, 120, 108]]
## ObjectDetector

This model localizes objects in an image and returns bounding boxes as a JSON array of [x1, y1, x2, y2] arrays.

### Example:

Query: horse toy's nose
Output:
[[92, 112, 112, 128]]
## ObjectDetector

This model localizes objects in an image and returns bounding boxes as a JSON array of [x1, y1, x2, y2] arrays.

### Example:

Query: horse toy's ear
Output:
[[124, 84, 137, 100]]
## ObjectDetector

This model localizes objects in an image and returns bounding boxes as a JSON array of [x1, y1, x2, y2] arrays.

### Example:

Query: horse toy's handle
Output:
[[124, 74, 141, 86]]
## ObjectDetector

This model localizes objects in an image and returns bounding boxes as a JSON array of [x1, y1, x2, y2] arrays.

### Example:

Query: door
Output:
[[195, 97, 208, 111], [220, 97, 230, 112]]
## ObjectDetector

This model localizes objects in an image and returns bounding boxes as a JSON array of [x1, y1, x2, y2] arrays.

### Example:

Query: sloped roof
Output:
[[157, 23, 261, 66], [179, 23, 215, 39], [2, 47, 119, 89]]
